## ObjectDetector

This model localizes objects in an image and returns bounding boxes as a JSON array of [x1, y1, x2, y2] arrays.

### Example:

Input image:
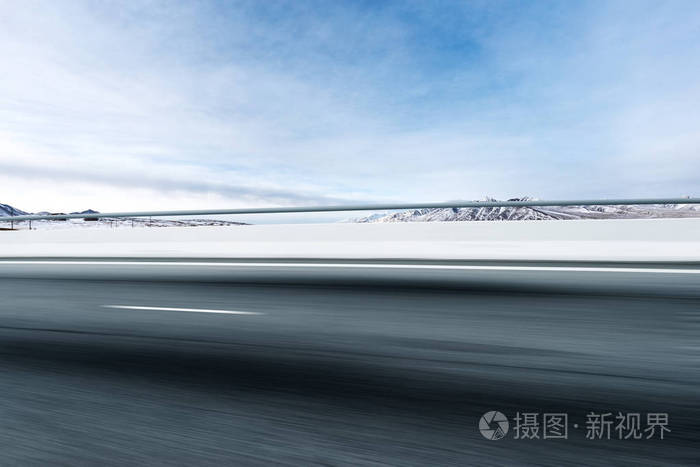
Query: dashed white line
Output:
[[102, 305, 262, 315]]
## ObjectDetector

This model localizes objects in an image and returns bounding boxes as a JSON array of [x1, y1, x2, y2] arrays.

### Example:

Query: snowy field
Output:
[[0, 218, 245, 230], [1, 217, 699, 262]]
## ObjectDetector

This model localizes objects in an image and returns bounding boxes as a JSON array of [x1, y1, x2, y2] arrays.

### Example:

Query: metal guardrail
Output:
[[1, 197, 699, 222]]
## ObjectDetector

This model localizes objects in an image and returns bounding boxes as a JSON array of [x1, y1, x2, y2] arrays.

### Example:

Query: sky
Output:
[[1, 0, 699, 213]]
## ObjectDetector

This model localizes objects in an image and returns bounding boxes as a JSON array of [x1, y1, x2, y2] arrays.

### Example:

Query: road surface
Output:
[[0, 259, 697, 465]]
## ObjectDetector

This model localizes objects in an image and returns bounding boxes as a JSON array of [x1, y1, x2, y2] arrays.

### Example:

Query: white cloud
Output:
[[0, 0, 698, 213]]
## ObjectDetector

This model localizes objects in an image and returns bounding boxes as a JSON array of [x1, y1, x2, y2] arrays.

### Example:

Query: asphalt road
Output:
[[0, 259, 698, 465]]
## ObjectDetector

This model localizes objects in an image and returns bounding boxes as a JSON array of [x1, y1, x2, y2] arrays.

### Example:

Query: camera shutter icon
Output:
[[479, 411, 509, 440]]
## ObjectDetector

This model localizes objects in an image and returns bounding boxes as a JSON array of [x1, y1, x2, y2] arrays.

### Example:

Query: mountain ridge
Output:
[[0, 203, 29, 217], [0, 202, 246, 228], [354, 197, 700, 222]]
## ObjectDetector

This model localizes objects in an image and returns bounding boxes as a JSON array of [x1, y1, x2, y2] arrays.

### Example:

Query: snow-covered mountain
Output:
[[0, 202, 247, 228], [0, 203, 29, 217], [354, 197, 700, 223], [4, 199, 700, 227]]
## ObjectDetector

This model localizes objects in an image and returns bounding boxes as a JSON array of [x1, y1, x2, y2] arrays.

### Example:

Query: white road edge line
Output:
[[1, 260, 700, 274], [102, 305, 262, 315]]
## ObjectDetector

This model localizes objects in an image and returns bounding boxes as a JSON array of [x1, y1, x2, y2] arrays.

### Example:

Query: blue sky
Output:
[[1, 0, 699, 212]]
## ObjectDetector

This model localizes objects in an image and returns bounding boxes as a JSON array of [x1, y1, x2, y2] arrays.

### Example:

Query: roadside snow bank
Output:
[[1, 218, 699, 261]]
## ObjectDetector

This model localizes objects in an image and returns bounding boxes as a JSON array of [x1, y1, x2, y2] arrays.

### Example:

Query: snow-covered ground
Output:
[[0, 218, 246, 230], [1, 217, 699, 262]]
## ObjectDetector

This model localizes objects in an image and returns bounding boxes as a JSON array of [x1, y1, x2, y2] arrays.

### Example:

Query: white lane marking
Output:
[[1, 260, 700, 274], [102, 305, 262, 315]]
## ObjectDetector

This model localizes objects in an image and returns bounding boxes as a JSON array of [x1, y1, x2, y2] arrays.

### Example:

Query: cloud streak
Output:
[[0, 160, 351, 206]]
